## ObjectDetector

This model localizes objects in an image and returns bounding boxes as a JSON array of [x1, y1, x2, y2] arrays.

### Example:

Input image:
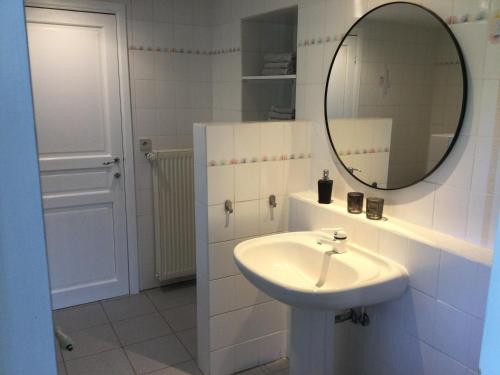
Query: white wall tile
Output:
[[401, 288, 436, 344], [131, 0, 153, 21], [209, 240, 239, 280], [352, 220, 380, 251], [206, 124, 234, 164], [431, 350, 468, 375], [136, 188, 153, 216], [132, 51, 155, 79], [433, 185, 469, 237], [438, 251, 491, 318], [234, 163, 260, 202], [378, 231, 409, 266], [433, 301, 476, 363], [132, 21, 153, 47], [235, 275, 271, 308], [406, 240, 441, 297], [134, 162, 152, 190], [234, 200, 260, 238], [476, 80, 499, 138], [210, 277, 237, 315], [208, 204, 234, 243], [260, 122, 284, 159], [260, 196, 288, 235], [260, 161, 285, 198], [259, 331, 288, 365], [207, 165, 234, 205], [152, 0, 174, 23], [210, 311, 238, 351], [134, 80, 157, 109], [210, 346, 234, 375], [398, 334, 435, 375], [284, 121, 311, 157], [233, 338, 261, 371], [285, 159, 311, 193], [234, 124, 260, 162], [450, 22, 487, 80]]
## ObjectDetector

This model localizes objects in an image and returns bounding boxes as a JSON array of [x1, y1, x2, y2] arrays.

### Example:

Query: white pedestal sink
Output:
[[233, 231, 408, 375]]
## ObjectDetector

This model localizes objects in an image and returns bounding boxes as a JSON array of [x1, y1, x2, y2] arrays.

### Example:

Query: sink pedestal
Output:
[[289, 307, 335, 375]]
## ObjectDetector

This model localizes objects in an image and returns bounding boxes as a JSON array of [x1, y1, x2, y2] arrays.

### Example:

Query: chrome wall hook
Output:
[[224, 200, 233, 214], [269, 194, 277, 208]]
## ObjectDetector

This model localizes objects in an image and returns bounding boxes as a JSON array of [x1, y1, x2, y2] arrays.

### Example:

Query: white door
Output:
[[26, 7, 130, 309], [327, 35, 360, 118]]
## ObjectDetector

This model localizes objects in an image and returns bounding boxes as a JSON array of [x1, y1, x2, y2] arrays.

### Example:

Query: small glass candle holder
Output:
[[347, 192, 364, 214], [366, 197, 384, 220]]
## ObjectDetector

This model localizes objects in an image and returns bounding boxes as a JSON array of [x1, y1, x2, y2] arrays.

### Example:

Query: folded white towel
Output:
[[263, 61, 293, 69], [270, 105, 295, 114], [263, 52, 296, 63], [268, 111, 295, 120], [262, 67, 294, 75]]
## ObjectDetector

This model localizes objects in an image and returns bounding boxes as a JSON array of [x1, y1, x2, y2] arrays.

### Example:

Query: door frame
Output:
[[25, 0, 139, 295]]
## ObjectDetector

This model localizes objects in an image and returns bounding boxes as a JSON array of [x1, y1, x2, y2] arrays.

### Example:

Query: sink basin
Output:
[[234, 230, 408, 374], [234, 231, 408, 310]]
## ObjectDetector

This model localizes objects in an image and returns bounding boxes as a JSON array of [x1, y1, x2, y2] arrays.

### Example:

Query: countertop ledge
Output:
[[290, 191, 493, 266]]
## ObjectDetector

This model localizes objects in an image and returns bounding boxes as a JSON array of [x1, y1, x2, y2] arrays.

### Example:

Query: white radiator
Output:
[[147, 149, 195, 281]]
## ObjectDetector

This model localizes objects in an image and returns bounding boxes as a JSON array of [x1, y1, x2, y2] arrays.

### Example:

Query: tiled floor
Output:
[[53, 281, 289, 375], [54, 281, 198, 375]]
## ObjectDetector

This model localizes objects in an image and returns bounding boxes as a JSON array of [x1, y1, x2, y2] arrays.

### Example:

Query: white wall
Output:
[[110, 0, 500, 290], [0, 2, 56, 374], [480, 217, 500, 375], [194, 121, 311, 374], [125, 0, 215, 289], [290, 193, 491, 374], [297, 0, 500, 249], [210, 0, 499, 249]]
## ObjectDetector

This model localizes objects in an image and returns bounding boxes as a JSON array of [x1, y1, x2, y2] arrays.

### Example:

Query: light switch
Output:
[[139, 138, 152, 152]]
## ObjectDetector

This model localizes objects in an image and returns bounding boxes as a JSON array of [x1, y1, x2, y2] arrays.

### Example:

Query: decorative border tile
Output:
[[128, 45, 241, 55], [207, 153, 312, 167], [337, 148, 389, 156], [297, 11, 491, 48]]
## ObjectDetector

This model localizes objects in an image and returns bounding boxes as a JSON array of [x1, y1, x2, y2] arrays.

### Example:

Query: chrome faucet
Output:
[[315, 230, 348, 287], [317, 229, 348, 254]]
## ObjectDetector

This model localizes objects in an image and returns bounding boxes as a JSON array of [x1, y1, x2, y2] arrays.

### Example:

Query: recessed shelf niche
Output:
[[241, 6, 298, 122]]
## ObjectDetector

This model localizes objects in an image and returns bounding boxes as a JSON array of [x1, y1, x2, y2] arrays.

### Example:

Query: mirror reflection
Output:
[[325, 3, 466, 189]]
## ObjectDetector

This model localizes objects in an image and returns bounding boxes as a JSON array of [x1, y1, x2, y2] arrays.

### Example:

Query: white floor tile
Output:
[[125, 335, 191, 374], [101, 294, 156, 322], [113, 312, 172, 346], [177, 328, 197, 359], [65, 349, 134, 375], [146, 284, 196, 310], [62, 324, 120, 361], [147, 360, 203, 375], [161, 304, 197, 332], [54, 302, 108, 333]]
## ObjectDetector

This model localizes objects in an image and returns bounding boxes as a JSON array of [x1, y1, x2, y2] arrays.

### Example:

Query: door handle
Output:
[[103, 157, 120, 166]]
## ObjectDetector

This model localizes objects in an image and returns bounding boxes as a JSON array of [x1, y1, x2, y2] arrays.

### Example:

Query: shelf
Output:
[[242, 74, 296, 81]]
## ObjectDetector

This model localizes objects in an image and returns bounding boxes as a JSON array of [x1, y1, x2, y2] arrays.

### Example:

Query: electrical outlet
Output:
[[139, 138, 152, 152]]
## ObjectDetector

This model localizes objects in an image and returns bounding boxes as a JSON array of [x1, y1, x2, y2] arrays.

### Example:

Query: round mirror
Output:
[[324, 2, 467, 190]]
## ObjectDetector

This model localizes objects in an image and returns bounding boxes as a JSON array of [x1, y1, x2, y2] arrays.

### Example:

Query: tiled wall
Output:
[[209, 0, 499, 249], [295, 0, 500, 249], [125, 0, 214, 289], [193, 121, 311, 374], [289, 192, 491, 375], [329, 118, 392, 187], [354, 19, 451, 186]]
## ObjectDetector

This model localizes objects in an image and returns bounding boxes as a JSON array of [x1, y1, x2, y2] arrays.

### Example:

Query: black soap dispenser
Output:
[[318, 169, 333, 204]]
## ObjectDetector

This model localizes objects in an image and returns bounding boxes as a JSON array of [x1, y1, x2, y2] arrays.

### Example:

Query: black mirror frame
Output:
[[323, 1, 468, 190]]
